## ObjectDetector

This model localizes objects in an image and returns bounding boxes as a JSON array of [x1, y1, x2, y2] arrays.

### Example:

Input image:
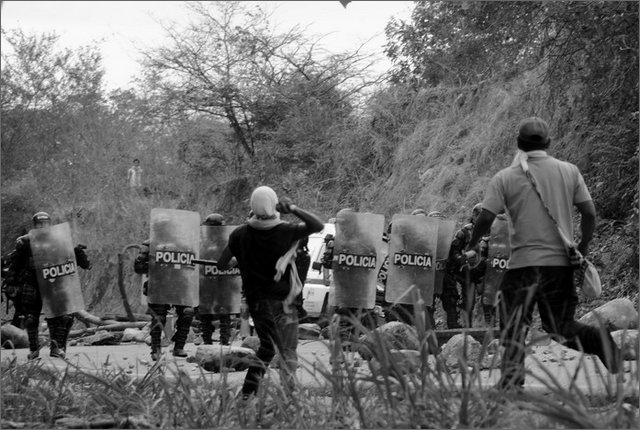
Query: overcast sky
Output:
[[1, 1, 414, 91]]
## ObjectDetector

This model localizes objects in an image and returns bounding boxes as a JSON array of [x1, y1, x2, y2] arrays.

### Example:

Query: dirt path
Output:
[[1, 338, 637, 400]]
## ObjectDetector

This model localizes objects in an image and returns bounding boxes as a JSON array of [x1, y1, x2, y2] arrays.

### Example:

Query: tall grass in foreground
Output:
[[1, 317, 638, 429]]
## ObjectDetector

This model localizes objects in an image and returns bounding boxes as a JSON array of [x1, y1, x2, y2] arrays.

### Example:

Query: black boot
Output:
[[483, 304, 496, 327], [25, 313, 40, 359], [219, 314, 231, 346], [47, 317, 67, 358], [172, 306, 194, 357], [201, 314, 214, 345], [150, 313, 166, 360]]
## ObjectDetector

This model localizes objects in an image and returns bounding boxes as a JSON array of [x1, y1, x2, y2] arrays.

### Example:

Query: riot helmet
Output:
[[203, 213, 225, 226], [411, 208, 427, 216], [32, 211, 51, 228], [427, 211, 445, 219]]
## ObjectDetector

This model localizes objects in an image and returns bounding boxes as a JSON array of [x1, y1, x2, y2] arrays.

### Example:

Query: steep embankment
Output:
[[342, 70, 638, 314]]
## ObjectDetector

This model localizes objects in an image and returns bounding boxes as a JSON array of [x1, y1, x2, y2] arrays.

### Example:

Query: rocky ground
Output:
[[1, 298, 638, 401]]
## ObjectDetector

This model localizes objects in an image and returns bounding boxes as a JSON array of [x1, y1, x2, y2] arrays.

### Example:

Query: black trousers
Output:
[[148, 303, 194, 351], [200, 313, 232, 345], [242, 298, 298, 396], [499, 266, 621, 390], [20, 283, 43, 352], [20, 283, 74, 352]]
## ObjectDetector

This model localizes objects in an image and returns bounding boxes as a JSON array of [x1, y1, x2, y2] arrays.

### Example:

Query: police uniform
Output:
[[379, 228, 418, 326], [442, 223, 475, 328], [294, 237, 311, 319], [323, 231, 378, 341], [475, 234, 497, 325], [5, 213, 91, 359], [443, 204, 488, 328], [134, 239, 194, 359], [198, 213, 236, 346]]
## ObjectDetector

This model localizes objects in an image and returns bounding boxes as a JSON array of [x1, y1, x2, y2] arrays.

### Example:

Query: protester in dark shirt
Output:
[[216, 186, 323, 399]]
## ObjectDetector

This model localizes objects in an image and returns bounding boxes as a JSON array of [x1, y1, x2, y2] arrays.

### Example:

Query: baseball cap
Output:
[[518, 117, 550, 145]]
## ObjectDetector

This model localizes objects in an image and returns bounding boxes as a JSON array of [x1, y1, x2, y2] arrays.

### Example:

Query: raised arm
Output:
[[278, 197, 324, 234], [468, 209, 496, 250]]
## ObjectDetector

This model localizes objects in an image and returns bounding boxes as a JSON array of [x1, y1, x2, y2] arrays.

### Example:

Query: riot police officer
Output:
[[442, 203, 484, 328], [134, 238, 194, 360], [383, 210, 438, 328], [5, 212, 92, 359], [198, 213, 233, 346]]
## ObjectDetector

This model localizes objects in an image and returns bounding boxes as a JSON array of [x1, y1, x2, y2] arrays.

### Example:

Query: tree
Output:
[[139, 1, 381, 168], [384, 1, 542, 87], [1, 29, 105, 177]]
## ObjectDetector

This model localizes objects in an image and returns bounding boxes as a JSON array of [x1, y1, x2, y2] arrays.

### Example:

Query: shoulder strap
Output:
[[519, 158, 575, 257]]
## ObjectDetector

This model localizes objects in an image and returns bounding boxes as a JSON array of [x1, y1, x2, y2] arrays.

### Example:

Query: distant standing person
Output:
[[467, 116, 621, 391], [216, 186, 323, 400], [127, 158, 143, 191]]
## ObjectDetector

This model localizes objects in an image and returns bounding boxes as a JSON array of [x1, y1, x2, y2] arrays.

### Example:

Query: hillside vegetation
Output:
[[1, 1, 637, 319]]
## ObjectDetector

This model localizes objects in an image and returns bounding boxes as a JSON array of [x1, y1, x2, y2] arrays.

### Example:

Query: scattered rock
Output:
[[611, 329, 639, 361], [299, 323, 321, 340], [195, 344, 257, 372], [357, 321, 421, 360], [440, 333, 500, 369], [1, 324, 28, 349], [121, 328, 150, 343], [241, 336, 260, 352], [76, 330, 122, 346], [578, 298, 638, 330], [441, 333, 481, 368], [367, 349, 427, 375]]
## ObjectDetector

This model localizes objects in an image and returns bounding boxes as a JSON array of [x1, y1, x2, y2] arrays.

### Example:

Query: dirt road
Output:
[[1, 337, 637, 400]]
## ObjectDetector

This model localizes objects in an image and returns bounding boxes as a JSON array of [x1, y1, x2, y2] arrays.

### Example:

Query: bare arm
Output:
[[575, 200, 596, 255], [467, 209, 496, 249], [278, 198, 324, 234]]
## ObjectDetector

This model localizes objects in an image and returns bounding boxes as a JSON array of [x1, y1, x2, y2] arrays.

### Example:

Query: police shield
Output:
[[483, 216, 511, 305], [386, 214, 439, 306], [434, 219, 455, 296], [148, 208, 200, 307], [332, 210, 384, 309], [199, 225, 241, 314], [30, 222, 85, 318]]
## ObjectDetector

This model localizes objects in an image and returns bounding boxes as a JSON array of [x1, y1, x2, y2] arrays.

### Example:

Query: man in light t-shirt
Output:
[[467, 117, 621, 391], [127, 158, 143, 190]]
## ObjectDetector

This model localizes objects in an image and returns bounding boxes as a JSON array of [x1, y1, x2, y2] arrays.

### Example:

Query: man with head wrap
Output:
[[467, 117, 621, 391], [216, 186, 324, 400]]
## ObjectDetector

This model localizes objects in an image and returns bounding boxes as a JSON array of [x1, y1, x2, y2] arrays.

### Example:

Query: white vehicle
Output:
[[301, 223, 335, 321], [300, 222, 386, 323]]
